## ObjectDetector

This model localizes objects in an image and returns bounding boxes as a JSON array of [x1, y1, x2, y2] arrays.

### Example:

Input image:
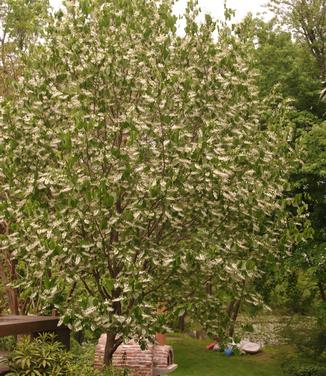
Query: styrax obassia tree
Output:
[[0, 0, 307, 364]]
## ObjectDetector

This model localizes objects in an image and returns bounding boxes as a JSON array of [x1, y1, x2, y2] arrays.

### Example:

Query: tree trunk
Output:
[[0, 222, 19, 314], [228, 299, 241, 338], [0, 259, 19, 314], [227, 281, 246, 338], [206, 281, 213, 295], [226, 300, 235, 318], [317, 281, 326, 302], [74, 331, 84, 345], [178, 313, 186, 332], [103, 333, 117, 366]]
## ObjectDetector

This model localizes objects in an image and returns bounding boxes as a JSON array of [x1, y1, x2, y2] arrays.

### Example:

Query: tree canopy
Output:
[[0, 0, 310, 364], [268, 0, 326, 80]]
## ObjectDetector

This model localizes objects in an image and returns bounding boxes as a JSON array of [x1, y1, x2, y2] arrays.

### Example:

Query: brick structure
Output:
[[94, 334, 177, 376]]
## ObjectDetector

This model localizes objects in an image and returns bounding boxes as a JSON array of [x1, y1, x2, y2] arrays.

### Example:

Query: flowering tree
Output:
[[0, 0, 305, 364], [0, 0, 50, 314]]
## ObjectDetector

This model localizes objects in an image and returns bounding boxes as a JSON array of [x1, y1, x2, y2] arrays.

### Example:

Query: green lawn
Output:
[[167, 336, 287, 376]]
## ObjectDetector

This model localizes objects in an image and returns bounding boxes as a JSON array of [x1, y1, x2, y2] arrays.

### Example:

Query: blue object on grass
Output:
[[224, 347, 233, 357]]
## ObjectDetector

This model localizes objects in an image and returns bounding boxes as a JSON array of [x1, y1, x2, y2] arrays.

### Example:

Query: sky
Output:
[[50, 0, 273, 23]]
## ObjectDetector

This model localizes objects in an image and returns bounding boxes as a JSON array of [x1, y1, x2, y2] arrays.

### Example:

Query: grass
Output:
[[167, 335, 287, 376]]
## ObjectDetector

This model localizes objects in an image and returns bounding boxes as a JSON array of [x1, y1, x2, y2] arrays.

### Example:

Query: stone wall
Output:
[[94, 334, 175, 376], [94, 335, 154, 376], [113, 341, 154, 376]]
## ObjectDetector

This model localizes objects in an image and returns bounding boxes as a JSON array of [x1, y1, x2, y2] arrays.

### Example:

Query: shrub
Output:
[[69, 338, 129, 375], [0, 336, 16, 352], [283, 356, 326, 376], [284, 322, 326, 361], [7, 333, 129, 376], [68, 364, 129, 376], [285, 362, 326, 376], [7, 333, 73, 375]]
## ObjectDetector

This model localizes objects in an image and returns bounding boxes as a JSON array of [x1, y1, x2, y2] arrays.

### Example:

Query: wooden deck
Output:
[[0, 315, 61, 337]]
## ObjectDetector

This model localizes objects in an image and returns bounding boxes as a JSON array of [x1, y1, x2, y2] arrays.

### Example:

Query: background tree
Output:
[[268, 0, 326, 81], [295, 122, 326, 302], [252, 16, 326, 313], [252, 19, 325, 117], [0, 0, 49, 96], [234, 15, 325, 325], [250, 20, 325, 309]]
